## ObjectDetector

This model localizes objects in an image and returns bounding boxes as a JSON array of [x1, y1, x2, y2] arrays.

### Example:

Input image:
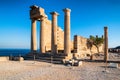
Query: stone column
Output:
[[50, 12, 59, 54], [74, 35, 79, 53], [63, 8, 71, 55], [104, 27, 108, 61], [31, 19, 37, 52], [40, 16, 46, 53]]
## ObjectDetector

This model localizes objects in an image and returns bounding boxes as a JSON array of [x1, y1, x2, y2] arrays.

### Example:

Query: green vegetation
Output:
[[87, 35, 104, 53]]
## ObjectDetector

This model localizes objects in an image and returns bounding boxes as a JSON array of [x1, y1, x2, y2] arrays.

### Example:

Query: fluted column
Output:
[[31, 19, 37, 52], [63, 8, 71, 55], [50, 12, 59, 54], [40, 16, 46, 53], [104, 27, 108, 62]]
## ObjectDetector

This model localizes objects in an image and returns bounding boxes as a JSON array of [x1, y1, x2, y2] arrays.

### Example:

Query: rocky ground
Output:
[[0, 59, 120, 80]]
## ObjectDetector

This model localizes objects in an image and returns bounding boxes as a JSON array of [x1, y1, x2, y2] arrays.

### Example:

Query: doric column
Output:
[[104, 27, 108, 61], [40, 16, 46, 53], [31, 19, 37, 52], [50, 12, 59, 54], [63, 8, 71, 55]]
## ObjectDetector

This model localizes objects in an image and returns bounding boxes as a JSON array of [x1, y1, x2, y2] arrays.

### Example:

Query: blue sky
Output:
[[0, 0, 120, 49]]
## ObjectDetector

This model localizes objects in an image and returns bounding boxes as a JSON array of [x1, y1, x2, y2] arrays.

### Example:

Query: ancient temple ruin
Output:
[[29, 5, 104, 59]]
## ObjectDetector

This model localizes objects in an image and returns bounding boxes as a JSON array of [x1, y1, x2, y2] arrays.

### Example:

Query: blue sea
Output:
[[0, 49, 30, 57]]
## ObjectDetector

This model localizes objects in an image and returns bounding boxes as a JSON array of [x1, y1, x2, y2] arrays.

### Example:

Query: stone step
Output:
[[24, 56, 64, 61], [39, 57, 64, 61]]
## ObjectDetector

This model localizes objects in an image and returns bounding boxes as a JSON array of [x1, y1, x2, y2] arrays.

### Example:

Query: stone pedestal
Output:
[[31, 19, 37, 52], [63, 8, 71, 56], [50, 12, 59, 54]]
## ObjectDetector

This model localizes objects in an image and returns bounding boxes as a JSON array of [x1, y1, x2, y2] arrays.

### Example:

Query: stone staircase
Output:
[[24, 53, 67, 63]]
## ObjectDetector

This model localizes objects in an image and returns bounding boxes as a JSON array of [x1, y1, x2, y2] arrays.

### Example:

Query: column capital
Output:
[[50, 12, 59, 16], [104, 26, 108, 29], [63, 8, 71, 12]]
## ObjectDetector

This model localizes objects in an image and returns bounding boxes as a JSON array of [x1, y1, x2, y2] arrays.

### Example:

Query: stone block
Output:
[[73, 53, 80, 59], [65, 54, 73, 60], [19, 57, 24, 62], [13, 57, 24, 61], [63, 58, 82, 67], [78, 61, 82, 66], [62, 59, 67, 64], [108, 63, 119, 68], [74, 61, 82, 66], [90, 55, 93, 60], [0, 57, 9, 61]]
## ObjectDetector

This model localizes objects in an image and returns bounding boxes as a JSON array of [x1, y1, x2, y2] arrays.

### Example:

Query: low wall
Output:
[[13, 57, 24, 61], [0, 57, 9, 61], [73, 35, 104, 59]]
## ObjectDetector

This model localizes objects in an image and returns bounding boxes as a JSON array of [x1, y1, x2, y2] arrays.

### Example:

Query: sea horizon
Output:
[[0, 48, 31, 56]]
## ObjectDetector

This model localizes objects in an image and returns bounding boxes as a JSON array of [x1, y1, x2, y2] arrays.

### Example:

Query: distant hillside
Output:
[[115, 46, 120, 49]]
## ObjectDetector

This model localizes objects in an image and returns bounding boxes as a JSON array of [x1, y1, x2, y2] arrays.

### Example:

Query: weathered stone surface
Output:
[[40, 16, 46, 53], [65, 53, 73, 59], [77, 61, 82, 66], [109, 63, 118, 68], [19, 57, 24, 62], [31, 19, 37, 52], [0, 57, 9, 61], [50, 12, 59, 54], [73, 53, 86, 59], [13, 57, 24, 61], [30, 6, 73, 53], [29, 5, 103, 58], [104, 27, 108, 61], [30, 5, 47, 19], [90, 55, 94, 60], [62, 59, 82, 66], [73, 35, 104, 59], [63, 8, 71, 55]]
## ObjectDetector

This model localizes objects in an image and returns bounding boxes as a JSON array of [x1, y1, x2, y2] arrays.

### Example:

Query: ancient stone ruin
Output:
[[29, 5, 105, 59]]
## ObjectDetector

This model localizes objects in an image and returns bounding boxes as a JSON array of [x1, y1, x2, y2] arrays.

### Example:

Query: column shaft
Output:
[[63, 8, 71, 55], [50, 12, 58, 54], [40, 17, 46, 53], [104, 27, 108, 61], [31, 19, 37, 52], [74, 35, 79, 53]]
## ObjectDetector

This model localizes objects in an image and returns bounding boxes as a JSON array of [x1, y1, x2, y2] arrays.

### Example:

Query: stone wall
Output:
[[0, 57, 9, 61], [57, 26, 64, 50], [73, 35, 104, 58], [44, 19, 73, 52], [44, 19, 52, 51]]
